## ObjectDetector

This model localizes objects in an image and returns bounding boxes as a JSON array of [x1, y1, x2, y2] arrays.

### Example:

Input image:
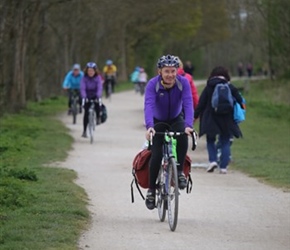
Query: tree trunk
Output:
[[118, 24, 128, 81], [10, 6, 26, 110]]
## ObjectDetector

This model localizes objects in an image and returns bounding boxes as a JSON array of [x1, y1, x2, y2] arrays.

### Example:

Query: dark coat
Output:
[[194, 77, 243, 138]]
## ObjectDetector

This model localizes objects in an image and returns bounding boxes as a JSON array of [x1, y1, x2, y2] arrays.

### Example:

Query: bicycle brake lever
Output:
[[191, 131, 197, 151], [149, 132, 153, 146]]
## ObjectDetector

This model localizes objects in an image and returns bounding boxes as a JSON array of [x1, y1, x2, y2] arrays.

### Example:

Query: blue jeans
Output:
[[206, 135, 231, 169]]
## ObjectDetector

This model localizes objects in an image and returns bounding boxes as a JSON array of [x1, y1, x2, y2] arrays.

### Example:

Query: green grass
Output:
[[115, 81, 134, 92], [231, 79, 290, 189], [197, 79, 290, 189], [0, 96, 89, 249]]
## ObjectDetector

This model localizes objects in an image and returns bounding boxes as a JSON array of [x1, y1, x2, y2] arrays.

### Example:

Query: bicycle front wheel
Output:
[[167, 157, 179, 231], [156, 168, 166, 222], [88, 112, 95, 144]]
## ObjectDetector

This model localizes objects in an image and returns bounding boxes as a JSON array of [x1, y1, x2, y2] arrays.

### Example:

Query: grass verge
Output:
[[0, 96, 89, 249], [197, 79, 290, 189], [231, 79, 290, 189], [115, 81, 134, 93]]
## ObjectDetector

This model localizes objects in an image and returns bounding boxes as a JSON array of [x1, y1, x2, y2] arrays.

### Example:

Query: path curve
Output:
[[60, 85, 290, 250]]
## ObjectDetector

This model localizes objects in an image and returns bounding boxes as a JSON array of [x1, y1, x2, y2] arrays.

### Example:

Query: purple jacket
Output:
[[80, 75, 103, 99], [144, 75, 194, 129]]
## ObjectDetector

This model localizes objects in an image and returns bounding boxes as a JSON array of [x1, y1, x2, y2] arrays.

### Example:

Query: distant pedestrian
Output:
[[263, 63, 268, 77], [184, 60, 195, 76], [247, 63, 253, 78], [237, 62, 244, 77], [194, 66, 244, 174]]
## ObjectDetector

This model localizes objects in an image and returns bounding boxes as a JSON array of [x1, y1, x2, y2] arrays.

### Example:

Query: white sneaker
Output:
[[207, 162, 218, 173], [220, 169, 227, 174]]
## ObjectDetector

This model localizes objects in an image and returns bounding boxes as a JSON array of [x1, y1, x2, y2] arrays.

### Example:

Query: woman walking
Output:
[[194, 66, 244, 174]]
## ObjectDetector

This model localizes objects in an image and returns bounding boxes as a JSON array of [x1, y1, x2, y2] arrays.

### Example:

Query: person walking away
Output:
[[62, 64, 84, 114], [103, 60, 117, 98], [81, 62, 103, 138], [130, 67, 140, 93], [177, 58, 199, 109], [138, 68, 148, 96], [144, 54, 194, 210], [247, 63, 253, 78], [183, 60, 195, 76], [194, 66, 244, 174]]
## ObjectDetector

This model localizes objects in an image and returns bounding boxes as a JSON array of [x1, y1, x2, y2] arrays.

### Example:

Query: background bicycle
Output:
[[105, 76, 113, 101], [70, 89, 81, 124], [138, 82, 146, 96]]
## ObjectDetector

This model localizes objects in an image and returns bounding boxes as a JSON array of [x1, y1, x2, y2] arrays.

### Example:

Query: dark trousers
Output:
[[83, 101, 100, 133], [206, 135, 231, 169], [149, 115, 188, 189], [104, 77, 116, 97], [68, 89, 82, 108]]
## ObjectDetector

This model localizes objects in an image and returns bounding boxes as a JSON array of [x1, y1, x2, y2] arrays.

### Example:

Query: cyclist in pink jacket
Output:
[[177, 58, 199, 109]]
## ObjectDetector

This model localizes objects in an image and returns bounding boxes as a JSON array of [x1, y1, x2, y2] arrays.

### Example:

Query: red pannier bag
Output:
[[131, 149, 193, 203]]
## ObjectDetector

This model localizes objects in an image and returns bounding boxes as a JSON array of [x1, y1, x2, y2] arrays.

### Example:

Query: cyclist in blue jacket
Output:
[[62, 64, 84, 114], [144, 54, 194, 210]]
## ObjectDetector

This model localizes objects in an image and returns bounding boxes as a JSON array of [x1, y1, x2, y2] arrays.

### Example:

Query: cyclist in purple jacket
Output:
[[144, 54, 194, 210], [80, 62, 103, 138]]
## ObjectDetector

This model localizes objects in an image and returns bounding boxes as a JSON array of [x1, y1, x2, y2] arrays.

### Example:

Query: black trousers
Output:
[[149, 115, 188, 189], [68, 89, 82, 108], [104, 77, 116, 97], [83, 101, 100, 133]]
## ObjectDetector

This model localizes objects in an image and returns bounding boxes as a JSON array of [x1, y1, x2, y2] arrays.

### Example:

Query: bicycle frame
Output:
[[150, 126, 196, 231], [160, 133, 179, 193]]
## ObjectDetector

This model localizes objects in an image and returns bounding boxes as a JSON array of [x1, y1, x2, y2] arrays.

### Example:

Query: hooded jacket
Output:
[[177, 68, 199, 109], [62, 71, 84, 89], [130, 70, 140, 83], [80, 75, 103, 99], [194, 77, 243, 138], [144, 75, 193, 129]]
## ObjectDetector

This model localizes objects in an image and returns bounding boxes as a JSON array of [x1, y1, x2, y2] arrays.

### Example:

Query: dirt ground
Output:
[[60, 85, 290, 250]]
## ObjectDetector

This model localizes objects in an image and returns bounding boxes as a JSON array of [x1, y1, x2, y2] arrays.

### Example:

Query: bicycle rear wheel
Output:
[[156, 168, 166, 222], [167, 157, 179, 231]]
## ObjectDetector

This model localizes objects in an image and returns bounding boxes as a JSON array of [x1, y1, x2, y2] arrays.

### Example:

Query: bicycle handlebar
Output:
[[155, 131, 185, 137], [149, 130, 197, 151], [82, 98, 102, 105]]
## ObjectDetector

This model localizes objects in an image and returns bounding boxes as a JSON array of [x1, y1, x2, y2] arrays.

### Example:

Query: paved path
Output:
[[60, 85, 290, 250]]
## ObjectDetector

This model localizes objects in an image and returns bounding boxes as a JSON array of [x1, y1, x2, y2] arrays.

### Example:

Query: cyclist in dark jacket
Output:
[[144, 54, 194, 210], [194, 66, 243, 174]]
